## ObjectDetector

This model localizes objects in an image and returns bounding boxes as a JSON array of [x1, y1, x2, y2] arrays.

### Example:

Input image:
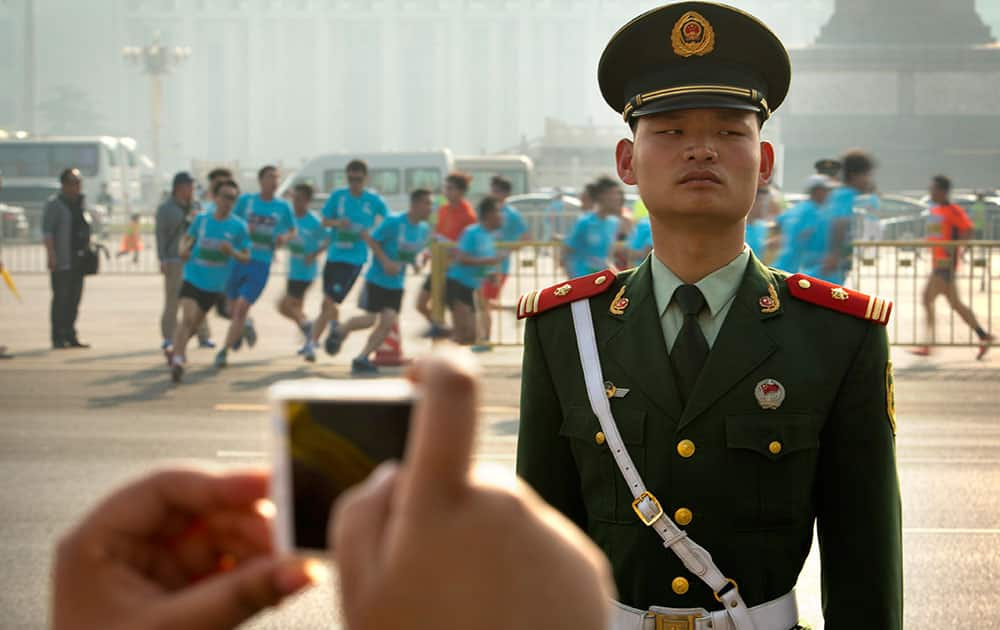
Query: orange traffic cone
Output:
[[373, 323, 407, 367]]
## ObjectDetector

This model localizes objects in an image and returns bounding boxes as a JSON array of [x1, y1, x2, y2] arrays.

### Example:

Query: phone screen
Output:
[[280, 398, 410, 550]]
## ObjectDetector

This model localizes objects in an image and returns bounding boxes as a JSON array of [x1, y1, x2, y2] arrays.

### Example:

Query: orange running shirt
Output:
[[434, 199, 477, 242], [926, 203, 974, 268]]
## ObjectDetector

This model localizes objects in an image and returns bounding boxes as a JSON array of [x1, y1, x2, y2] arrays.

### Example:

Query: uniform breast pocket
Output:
[[560, 406, 646, 525], [725, 413, 823, 530]]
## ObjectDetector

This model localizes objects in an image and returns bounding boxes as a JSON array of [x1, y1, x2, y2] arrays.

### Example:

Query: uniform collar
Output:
[[651, 247, 750, 318]]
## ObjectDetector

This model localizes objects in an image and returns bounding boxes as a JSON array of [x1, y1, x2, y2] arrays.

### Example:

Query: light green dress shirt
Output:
[[651, 248, 750, 352]]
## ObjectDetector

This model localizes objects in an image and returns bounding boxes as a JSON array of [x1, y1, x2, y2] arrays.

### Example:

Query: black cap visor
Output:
[[629, 92, 764, 121]]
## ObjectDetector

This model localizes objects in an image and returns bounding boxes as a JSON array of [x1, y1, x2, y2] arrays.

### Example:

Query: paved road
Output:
[[1, 273, 998, 628]]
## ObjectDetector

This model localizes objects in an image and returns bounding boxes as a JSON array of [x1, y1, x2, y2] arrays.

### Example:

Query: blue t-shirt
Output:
[[447, 224, 497, 289], [232, 193, 295, 265], [773, 200, 816, 272], [365, 212, 431, 290], [183, 211, 250, 293], [564, 212, 619, 278], [745, 220, 769, 259], [629, 218, 653, 253], [322, 188, 390, 266], [495, 204, 529, 274], [287, 211, 329, 282]]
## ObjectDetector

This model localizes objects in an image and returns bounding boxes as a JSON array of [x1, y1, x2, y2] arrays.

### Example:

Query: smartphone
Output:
[[270, 378, 414, 552]]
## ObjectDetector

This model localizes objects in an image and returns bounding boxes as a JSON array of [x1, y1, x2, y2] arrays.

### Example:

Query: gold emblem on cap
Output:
[[554, 283, 572, 297], [831, 287, 849, 301], [671, 11, 715, 58]]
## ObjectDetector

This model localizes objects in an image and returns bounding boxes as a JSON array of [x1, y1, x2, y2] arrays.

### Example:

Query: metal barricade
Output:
[[849, 240, 998, 347]]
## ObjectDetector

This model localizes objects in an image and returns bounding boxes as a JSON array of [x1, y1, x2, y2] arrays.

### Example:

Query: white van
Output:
[[455, 154, 534, 204], [280, 150, 455, 212]]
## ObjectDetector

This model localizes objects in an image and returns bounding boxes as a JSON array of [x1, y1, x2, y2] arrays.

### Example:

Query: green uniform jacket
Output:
[[516, 253, 902, 628]]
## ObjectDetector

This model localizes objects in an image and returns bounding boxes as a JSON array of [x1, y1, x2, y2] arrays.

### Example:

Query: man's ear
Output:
[[758, 141, 775, 188], [616, 138, 637, 186]]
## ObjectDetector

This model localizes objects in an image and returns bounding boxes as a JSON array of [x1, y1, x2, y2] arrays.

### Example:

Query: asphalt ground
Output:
[[1, 271, 998, 629]]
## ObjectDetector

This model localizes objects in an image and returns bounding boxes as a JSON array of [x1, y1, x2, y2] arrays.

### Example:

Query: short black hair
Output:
[[207, 167, 233, 183], [257, 165, 278, 180], [591, 175, 621, 196], [445, 171, 472, 192], [293, 182, 315, 199], [410, 187, 432, 204], [932, 175, 952, 192], [841, 149, 875, 180], [477, 196, 499, 219], [213, 179, 239, 196], [346, 159, 368, 175], [582, 182, 600, 199], [490, 175, 513, 194], [59, 168, 80, 184]]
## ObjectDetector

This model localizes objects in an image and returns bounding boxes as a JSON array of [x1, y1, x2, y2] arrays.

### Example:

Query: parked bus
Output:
[[280, 150, 455, 212], [455, 154, 534, 204]]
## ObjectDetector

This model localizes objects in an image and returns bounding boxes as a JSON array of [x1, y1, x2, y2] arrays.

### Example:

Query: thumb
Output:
[[150, 556, 312, 630]]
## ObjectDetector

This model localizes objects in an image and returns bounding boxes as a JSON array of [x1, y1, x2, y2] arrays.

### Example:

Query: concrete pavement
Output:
[[1, 272, 998, 628]]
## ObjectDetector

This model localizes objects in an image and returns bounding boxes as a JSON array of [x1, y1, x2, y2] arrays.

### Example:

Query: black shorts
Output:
[[286, 279, 313, 300], [445, 278, 476, 308], [359, 281, 403, 314], [323, 262, 363, 303], [179, 281, 222, 314]]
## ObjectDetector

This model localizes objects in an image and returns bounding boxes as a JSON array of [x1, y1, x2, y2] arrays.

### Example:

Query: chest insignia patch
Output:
[[754, 378, 786, 410]]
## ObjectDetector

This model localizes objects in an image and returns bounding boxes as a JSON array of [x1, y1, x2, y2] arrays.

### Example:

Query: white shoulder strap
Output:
[[570, 300, 756, 630]]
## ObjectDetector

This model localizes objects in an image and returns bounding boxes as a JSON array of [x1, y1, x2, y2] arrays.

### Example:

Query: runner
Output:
[[477, 175, 530, 350], [912, 175, 995, 359], [320, 188, 433, 371], [627, 216, 652, 265], [276, 183, 328, 346], [415, 171, 477, 338], [304, 159, 389, 358], [216, 165, 296, 368], [772, 174, 832, 273], [562, 176, 622, 276], [168, 180, 249, 383], [445, 197, 505, 345]]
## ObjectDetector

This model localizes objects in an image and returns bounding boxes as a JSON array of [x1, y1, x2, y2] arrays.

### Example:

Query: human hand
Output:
[[52, 470, 313, 630], [383, 261, 402, 276], [331, 351, 615, 630], [218, 241, 234, 257]]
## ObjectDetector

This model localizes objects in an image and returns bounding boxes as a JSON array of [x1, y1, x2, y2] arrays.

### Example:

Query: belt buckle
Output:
[[631, 490, 664, 526], [649, 612, 699, 630]]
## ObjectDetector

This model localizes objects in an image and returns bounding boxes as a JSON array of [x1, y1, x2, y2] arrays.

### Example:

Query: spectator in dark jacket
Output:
[[42, 168, 91, 349]]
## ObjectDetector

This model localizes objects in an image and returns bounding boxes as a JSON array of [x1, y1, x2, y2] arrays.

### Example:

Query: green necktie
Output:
[[670, 284, 710, 405]]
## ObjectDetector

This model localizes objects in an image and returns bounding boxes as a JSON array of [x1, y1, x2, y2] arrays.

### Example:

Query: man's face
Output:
[[444, 183, 463, 204], [490, 185, 508, 205], [347, 169, 366, 193], [259, 169, 280, 195], [292, 190, 312, 213], [616, 108, 771, 228], [411, 195, 434, 221], [851, 170, 875, 194], [811, 186, 831, 205], [62, 170, 83, 199], [930, 183, 948, 204], [594, 186, 623, 214], [483, 208, 503, 231], [215, 186, 238, 214], [175, 182, 194, 205]]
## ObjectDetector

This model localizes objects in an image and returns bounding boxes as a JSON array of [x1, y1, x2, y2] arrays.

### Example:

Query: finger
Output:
[[81, 469, 269, 540], [331, 462, 398, 602], [149, 556, 312, 630], [397, 350, 479, 510]]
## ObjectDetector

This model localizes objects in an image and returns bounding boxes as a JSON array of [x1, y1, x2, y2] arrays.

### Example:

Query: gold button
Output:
[[798, 278, 812, 289], [674, 507, 693, 526], [769, 440, 782, 455], [595, 432, 606, 445], [671, 577, 690, 595], [595, 275, 607, 285], [677, 439, 696, 459]]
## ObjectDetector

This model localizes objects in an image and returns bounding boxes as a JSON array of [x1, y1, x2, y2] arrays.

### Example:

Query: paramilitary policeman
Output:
[[515, 3, 903, 629]]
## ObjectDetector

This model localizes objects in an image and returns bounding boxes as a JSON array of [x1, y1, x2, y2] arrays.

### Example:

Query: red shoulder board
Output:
[[786, 274, 893, 325], [517, 269, 617, 319]]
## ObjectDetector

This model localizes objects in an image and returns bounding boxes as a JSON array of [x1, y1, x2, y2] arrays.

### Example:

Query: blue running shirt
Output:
[[494, 204, 529, 275], [365, 212, 431, 290], [564, 212, 619, 278], [287, 211, 329, 282], [232, 193, 295, 265], [447, 224, 497, 290], [322, 188, 389, 265], [183, 211, 250, 293]]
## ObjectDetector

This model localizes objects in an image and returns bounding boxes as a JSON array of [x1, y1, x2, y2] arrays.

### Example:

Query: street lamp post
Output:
[[122, 32, 191, 172]]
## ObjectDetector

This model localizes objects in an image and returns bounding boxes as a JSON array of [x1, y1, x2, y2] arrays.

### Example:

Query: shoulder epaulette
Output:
[[517, 269, 617, 319], [786, 273, 892, 325]]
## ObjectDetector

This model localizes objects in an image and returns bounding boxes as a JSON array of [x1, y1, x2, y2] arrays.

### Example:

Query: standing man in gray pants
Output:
[[156, 172, 214, 357]]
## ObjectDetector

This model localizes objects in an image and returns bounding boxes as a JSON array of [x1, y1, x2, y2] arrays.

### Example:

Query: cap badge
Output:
[[554, 283, 573, 297], [754, 378, 786, 410], [759, 285, 780, 314], [609, 286, 630, 316], [671, 11, 715, 58], [831, 287, 849, 301]]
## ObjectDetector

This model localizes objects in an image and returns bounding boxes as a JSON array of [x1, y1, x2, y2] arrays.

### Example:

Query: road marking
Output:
[[215, 403, 269, 412], [904, 528, 1000, 535], [217, 450, 267, 458]]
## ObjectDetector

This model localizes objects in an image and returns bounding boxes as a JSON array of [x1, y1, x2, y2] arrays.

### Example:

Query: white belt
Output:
[[610, 591, 798, 630], [571, 300, 756, 630]]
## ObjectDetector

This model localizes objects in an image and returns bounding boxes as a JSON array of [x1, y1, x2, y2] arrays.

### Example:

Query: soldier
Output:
[[516, 3, 902, 629]]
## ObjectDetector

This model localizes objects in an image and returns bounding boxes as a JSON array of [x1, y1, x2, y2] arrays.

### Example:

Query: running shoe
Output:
[[197, 338, 216, 349], [300, 320, 313, 342], [243, 321, 258, 348], [351, 357, 379, 374], [977, 334, 995, 360], [214, 349, 228, 368], [470, 344, 494, 353], [421, 323, 451, 339], [299, 341, 316, 363], [170, 361, 184, 383], [325, 330, 344, 356]]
